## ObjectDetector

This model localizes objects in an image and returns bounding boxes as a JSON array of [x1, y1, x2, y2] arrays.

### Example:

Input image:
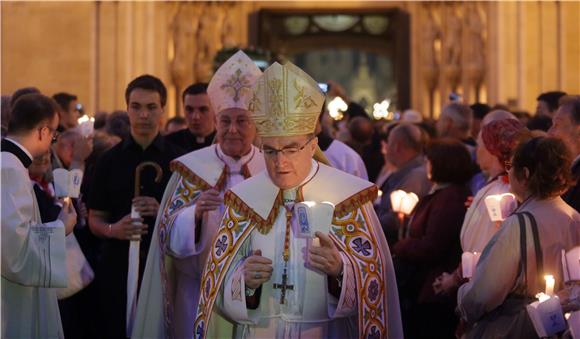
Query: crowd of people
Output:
[[1, 50, 579, 339]]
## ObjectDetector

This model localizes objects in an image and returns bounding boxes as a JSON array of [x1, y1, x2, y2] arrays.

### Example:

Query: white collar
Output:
[[281, 159, 319, 201], [4, 137, 33, 161], [216, 144, 256, 172], [231, 161, 374, 221]]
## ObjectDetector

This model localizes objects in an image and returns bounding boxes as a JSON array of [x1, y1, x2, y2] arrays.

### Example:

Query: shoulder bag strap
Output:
[[515, 213, 528, 292], [521, 211, 544, 289]]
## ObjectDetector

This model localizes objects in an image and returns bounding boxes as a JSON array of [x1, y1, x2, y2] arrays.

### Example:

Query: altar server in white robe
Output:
[[194, 61, 403, 339], [1, 93, 77, 339], [132, 50, 264, 338]]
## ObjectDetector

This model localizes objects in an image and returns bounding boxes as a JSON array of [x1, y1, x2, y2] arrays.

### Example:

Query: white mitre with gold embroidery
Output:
[[248, 61, 325, 137], [207, 50, 262, 113]]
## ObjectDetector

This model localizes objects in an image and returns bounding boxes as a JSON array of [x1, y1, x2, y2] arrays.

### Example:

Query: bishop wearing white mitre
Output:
[[132, 50, 264, 338]]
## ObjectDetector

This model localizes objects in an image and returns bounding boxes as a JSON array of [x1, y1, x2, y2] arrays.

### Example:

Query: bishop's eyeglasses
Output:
[[261, 136, 315, 158]]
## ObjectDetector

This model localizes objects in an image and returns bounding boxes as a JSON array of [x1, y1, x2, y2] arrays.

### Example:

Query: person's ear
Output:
[[310, 137, 318, 154], [523, 167, 531, 180]]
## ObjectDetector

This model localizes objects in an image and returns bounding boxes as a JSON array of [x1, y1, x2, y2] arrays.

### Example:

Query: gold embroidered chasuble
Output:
[[194, 163, 403, 339]]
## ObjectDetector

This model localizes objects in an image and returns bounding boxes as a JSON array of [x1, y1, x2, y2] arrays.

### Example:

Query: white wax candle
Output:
[[544, 275, 555, 296]]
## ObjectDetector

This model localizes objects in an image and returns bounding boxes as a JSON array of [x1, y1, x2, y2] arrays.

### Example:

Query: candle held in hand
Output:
[[544, 275, 555, 296]]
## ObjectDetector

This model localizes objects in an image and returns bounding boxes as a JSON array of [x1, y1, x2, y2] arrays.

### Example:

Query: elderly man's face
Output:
[[216, 108, 255, 158], [475, 132, 498, 177], [549, 106, 580, 156], [29, 151, 52, 179], [261, 134, 317, 189]]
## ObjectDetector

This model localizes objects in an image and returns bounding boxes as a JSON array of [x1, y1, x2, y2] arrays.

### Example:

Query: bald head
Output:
[[386, 123, 424, 167], [391, 123, 423, 152], [54, 129, 82, 168], [437, 103, 473, 139]]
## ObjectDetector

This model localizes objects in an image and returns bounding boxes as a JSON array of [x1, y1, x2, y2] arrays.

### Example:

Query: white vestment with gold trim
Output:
[[132, 144, 264, 339], [194, 162, 403, 339]]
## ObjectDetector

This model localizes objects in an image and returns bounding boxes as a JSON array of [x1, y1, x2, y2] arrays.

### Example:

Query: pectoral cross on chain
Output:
[[273, 265, 294, 304], [273, 203, 295, 304]]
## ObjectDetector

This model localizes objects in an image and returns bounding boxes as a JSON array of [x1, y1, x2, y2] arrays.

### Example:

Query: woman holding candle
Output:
[[392, 138, 473, 339], [457, 136, 580, 338], [433, 118, 530, 295]]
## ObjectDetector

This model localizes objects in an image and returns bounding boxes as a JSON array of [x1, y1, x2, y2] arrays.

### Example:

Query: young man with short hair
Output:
[[2, 93, 77, 338], [87, 74, 183, 338]]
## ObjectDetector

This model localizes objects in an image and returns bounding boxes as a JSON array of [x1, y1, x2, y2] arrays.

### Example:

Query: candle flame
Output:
[[372, 99, 391, 120], [544, 275, 555, 296], [328, 97, 347, 120], [77, 115, 94, 124]]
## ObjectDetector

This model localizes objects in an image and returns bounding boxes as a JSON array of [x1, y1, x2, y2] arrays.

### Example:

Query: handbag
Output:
[[466, 211, 543, 339], [56, 233, 95, 299]]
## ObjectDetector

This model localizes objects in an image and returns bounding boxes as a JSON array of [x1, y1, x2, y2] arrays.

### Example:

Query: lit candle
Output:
[[390, 190, 418, 215], [328, 97, 347, 120], [484, 193, 517, 222], [544, 275, 555, 296], [77, 115, 95, 137], [312, 237, 321, 247]]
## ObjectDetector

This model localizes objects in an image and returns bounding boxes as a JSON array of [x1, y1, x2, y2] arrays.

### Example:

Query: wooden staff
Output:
[[126, 161, 162, 337]]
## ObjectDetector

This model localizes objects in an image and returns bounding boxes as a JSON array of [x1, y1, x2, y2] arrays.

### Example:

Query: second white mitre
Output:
[[207, 49, 262, 114], [168, 49, 263, 257]]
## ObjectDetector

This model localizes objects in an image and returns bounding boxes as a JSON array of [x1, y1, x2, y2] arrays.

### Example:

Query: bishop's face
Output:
[[216, 108, 256, 158], [127, 88, 164, 139], [262, 134, 317, 189]]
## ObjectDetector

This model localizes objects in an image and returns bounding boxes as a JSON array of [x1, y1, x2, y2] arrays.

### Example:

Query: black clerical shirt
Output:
[[87, 134, 183, 338], [165, 128, 216, 153], [1, 138, 32, 168]]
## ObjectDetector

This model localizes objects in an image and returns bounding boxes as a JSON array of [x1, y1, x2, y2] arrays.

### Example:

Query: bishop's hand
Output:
[[309, 231, 343, 278], [243, 249, 273, 289], [194, 189, 223, 220]]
